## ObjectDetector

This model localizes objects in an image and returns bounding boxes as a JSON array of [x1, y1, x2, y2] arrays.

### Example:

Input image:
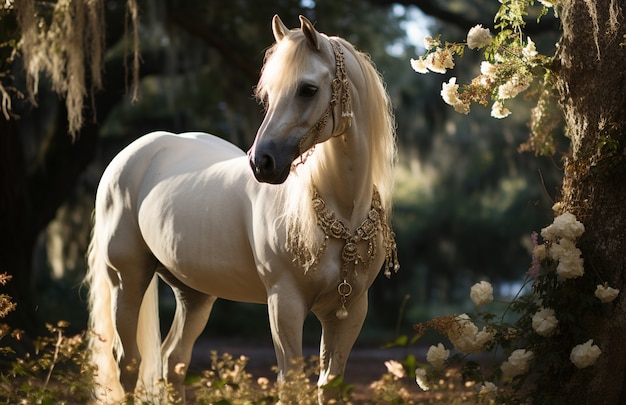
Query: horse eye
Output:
[[298, 84, 318, 98]]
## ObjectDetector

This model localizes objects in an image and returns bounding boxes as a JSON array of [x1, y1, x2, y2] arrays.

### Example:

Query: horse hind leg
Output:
[[113, 255, 160, 396], [159, 271, 216, 402]]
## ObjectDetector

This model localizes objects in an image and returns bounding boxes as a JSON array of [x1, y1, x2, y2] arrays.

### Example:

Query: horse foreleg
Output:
[[315, 293, 368, 403], [161, 282, 215, 402], [267, 291, 307, 383]]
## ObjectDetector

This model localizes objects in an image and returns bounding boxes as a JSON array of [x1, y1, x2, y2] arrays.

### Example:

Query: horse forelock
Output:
[[255, 30, 332, 107]]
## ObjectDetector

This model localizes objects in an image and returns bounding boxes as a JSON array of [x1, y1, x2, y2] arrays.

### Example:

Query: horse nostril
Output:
[[259, 154, 275, 174]]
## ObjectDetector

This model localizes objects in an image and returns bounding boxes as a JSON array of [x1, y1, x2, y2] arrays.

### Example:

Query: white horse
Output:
[[86, 15, 398, 403]]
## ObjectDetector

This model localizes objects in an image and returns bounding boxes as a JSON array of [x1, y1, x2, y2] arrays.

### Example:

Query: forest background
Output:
[[0, 0, 563, 345]]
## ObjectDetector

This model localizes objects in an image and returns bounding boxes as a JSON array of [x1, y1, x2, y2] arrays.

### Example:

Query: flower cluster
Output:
[[540, 212, 585, 279], [447, 313, 495, 354], [501, 349, 534, 379], [406, 205, 622, 400], [410, 13, 549, 122]]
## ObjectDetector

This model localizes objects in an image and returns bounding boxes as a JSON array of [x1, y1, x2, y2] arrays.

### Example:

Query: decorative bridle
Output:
[[295, 39, 353, 163], [290, 38, 400, 320]]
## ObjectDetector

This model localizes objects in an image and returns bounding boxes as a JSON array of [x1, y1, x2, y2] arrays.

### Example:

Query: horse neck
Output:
[[312, 123, 373, 226]]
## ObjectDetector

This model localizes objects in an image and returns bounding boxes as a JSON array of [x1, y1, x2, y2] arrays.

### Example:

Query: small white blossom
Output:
[[423, 36, 436, 49], [553, 240, 584, 279], [532, 307, 558, 336], [441, 77, 470, 114], [410, 58, 429, 74], [415, 368, 430, 391], [497, 73, 532, 99], [570, 340, 601, 369], [595, 284, 620, 303], [541, 212, 585, 242], [426, 343, 450, 370], [384, 359, 406, 380], [425, 48, 455, 73], [480, 61, 497, 77], [467, 25, 492, 50], [447, 314, 495, 354], [491, 101, 511, 118], [501, 349, 534, 378], [470, 281, 494, 307], [522, 37, 538, 61]]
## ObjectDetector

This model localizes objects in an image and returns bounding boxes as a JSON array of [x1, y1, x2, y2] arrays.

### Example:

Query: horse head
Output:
[[248, 15, 352, 184]]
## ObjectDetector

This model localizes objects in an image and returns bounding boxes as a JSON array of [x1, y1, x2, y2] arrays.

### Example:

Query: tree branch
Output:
[[165, 5, 259, 81], [369, 0, 560, 36]]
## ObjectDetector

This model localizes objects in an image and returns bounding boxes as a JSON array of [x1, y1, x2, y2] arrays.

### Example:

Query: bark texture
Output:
[[555, 0, 626, 403]]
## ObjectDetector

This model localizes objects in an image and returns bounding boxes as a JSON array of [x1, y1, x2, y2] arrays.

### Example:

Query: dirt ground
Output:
[[189, 338, 430, 403]]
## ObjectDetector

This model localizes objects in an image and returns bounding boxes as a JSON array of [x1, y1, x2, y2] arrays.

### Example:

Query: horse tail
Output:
[[85, 216, 125, 403], [136, 274, 163, 401]]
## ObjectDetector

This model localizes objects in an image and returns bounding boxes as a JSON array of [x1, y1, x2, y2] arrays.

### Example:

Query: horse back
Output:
[[96, 131, 268, 302]]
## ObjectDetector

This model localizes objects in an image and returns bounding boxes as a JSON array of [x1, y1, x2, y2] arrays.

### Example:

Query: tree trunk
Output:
[[555, 0, 626, 403]]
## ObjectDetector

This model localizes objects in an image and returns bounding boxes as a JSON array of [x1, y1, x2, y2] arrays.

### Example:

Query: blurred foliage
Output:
[[16, 0, 564, 341]]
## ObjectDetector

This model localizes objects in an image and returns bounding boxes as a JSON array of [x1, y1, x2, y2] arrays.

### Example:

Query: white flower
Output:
[[470, 281, 494, 307], [570, 340, 601, 369], [491, 101, 511, 118], [467, 25, 492, 50], [423, 36, 436, 49], [415, 368, 430, 391], [426, 343, 450, 370], [425, 48, 455, 74], [441, 77, 470, 114], [480, 61, 497, 77], [541, 212, 585, 242], [553, 241, 585, 279], [522, 37, 538, 61], [595, 284, 620, 303], [410, 58, 429, 74], [384, 359, 406, 379], [532, 307, 558, 336], [549, 237, 579, 260], [447, 314, 495, 354], [501, 349, 534, 378], [497, 73, 532, 99]]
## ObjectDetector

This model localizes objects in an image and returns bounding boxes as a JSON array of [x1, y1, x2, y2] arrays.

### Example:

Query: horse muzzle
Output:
[[248, 148, 293, 184]]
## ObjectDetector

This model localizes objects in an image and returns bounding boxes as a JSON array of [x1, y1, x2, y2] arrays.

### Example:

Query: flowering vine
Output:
[[410, 0, 562, 156], [390, 0, 623, 402], [404, 206, 619, 402]]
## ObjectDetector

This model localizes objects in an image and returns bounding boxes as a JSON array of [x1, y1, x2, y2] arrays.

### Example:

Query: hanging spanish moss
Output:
[[8, 0, 139, 138]]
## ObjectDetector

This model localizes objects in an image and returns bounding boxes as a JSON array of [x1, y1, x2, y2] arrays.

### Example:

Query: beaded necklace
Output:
[[311, 186, 399, 319]]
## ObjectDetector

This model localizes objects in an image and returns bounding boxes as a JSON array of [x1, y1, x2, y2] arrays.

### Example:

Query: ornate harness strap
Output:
[[311, 186, 400, 319], [296, 39, 353, 161]]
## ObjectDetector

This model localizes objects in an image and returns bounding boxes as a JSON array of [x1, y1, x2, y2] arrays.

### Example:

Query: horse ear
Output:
[[272, 15, 290, 42], [299, 15, 320, 50]]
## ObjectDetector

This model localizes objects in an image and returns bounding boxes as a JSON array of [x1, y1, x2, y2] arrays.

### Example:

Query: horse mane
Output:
[[257, 32, 397, 270]]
